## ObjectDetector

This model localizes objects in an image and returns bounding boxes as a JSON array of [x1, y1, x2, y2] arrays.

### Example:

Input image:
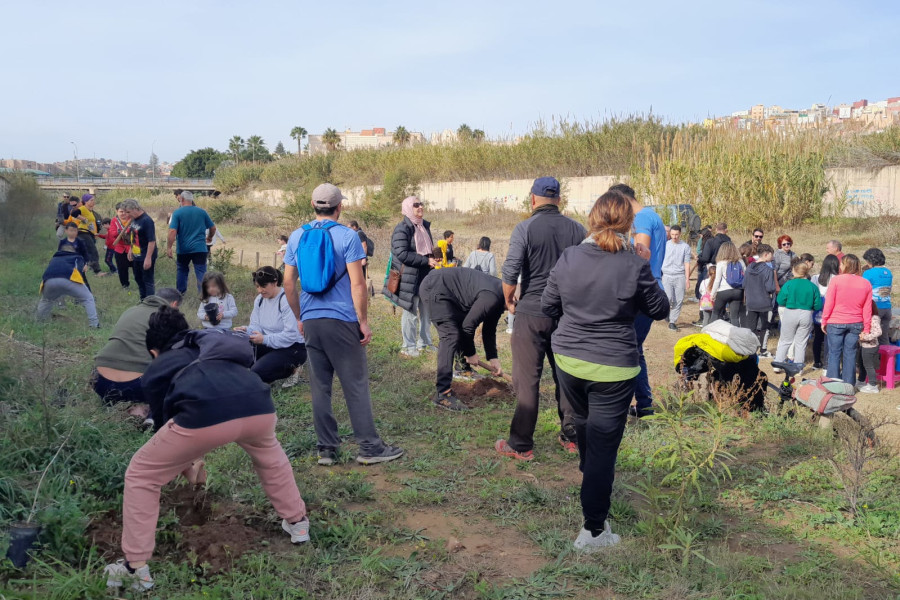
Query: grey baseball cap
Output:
[[311, 183, 346, 208]]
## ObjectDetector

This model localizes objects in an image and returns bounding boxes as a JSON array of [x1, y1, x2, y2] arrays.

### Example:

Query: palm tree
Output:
[[322, 128, 341, 152], [473, 129, 485, 142], [246, 135, 266, 163], [228, 135, 244, 162], [290, 126, 307, 156], [393, 126, 411, 147], [457, 124, 473, 142]]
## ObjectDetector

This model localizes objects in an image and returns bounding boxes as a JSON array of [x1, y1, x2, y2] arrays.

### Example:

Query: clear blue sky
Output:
[[2, 0, 898, 164]]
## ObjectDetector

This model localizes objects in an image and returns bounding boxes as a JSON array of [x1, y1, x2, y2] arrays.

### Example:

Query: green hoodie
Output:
[[94, 296, 172, 373], [776, 278, 823, 311]]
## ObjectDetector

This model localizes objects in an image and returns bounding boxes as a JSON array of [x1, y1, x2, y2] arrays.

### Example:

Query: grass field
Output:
[[1, 197, 900, 599]]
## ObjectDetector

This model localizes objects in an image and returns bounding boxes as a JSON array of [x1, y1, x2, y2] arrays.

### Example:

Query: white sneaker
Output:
[[104, 559, 154, 591], [855, 380, 867, 389], [573, 520, 621, 553], [506, 328, 513, 334], [858, 384, 879, 394], [282, 517, 310, 544], [282, 369, 301, 389], [399, 348, 420, 358]]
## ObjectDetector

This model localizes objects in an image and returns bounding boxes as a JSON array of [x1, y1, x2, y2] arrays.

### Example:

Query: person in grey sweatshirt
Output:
[[235, 267, 306, 384]]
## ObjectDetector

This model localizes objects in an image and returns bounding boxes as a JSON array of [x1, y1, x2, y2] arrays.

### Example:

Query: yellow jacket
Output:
[[673, 333, 748, 366]]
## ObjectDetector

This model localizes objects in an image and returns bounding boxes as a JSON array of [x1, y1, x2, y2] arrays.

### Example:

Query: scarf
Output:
[[401, 196, 433, 256]]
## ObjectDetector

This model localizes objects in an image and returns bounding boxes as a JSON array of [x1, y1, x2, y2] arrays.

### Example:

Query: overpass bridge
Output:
[[36, 176, 217, 193]]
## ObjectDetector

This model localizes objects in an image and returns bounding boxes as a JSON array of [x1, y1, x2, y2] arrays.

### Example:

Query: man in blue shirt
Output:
[[167, 191, 216, 295], [610, 184, 665, 418], [863, 247, 893, 346], [283, 183, 403, 467]]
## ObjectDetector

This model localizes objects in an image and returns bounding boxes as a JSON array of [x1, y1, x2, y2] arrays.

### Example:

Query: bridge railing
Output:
[[35, 176, 215, 186]]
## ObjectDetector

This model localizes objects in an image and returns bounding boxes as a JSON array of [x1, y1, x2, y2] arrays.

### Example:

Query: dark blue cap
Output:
[[531, 177, 560, 198]]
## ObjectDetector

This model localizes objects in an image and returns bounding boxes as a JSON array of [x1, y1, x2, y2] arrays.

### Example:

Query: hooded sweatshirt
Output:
[[41, 251, 89, 292], [142, 329, 274, 431], [94, 295, 171, 373], [743, 261, 776, 312]]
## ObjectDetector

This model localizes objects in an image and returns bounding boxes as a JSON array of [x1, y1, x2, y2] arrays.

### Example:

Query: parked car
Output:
[[647, 203, 702, 240]]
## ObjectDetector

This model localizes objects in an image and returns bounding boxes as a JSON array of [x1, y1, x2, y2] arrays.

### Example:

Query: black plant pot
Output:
[[204, 303, 220, 326], [6, 522, 41, 568]]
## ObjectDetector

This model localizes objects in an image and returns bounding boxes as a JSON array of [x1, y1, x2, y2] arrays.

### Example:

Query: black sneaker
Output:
[[668, 323, 678, 331], [356, 445, 404, 465], [433, 391, 469, 412], [813, 362, 823, 369], [628, 405, 654, 419], [317, 449, 337, 466]]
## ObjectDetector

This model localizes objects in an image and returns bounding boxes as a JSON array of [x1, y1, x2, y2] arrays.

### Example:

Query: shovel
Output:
[[476, 360, 513, 384]]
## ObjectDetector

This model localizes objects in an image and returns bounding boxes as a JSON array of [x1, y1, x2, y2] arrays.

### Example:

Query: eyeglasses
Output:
[[412, 202, 423, 208], [782, 242, 792, 247], [753, 234, 763, 239]]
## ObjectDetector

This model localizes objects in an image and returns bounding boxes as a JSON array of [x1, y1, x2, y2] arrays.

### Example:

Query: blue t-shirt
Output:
[[169, 206, 214, 254], [863, 266, 892, 309], [284, 219, 365, 322], [633, 207, 667, 282]]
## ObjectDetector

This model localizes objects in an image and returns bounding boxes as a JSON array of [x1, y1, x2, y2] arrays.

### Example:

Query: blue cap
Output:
[[531, 177, 560, 198]]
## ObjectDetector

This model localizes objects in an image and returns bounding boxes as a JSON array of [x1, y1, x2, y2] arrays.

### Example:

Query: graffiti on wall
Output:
[[845, 186, 891, 215]]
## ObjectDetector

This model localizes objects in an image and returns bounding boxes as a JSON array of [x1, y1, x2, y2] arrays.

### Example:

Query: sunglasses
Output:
[[412, 202, 423, 208], [782, 242, 792, 247], [753, 234, 763, 239]]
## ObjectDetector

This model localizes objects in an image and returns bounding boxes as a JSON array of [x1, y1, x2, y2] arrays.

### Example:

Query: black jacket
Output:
[[382, 216, 434, 311], [501, 205, 586, 317], [142, 329, 274, 431], [542, 242, 669, 369], [419, 268, 505, 360], [699, 233, 731, 267]]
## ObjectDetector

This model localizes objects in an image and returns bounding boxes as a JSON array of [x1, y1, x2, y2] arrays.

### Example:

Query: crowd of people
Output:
[[35, 180, 897, 591]]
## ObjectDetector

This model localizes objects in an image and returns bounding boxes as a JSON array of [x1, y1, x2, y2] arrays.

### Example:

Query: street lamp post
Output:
[[151, 140, 157, 182], [70, 141, 79, 182]]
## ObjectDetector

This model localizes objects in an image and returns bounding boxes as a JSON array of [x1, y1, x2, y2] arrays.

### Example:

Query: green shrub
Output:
[[207, 198, 244, 222]]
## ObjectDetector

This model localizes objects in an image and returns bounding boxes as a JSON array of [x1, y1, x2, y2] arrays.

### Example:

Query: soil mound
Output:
[[453, 378, 514, 407]]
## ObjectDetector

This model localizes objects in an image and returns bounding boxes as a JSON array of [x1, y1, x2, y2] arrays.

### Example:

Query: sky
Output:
[[2, 0, 898, 164]]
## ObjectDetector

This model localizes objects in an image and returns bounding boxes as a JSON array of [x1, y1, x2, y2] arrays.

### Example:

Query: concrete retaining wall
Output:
[[256, 165, 900, 216]]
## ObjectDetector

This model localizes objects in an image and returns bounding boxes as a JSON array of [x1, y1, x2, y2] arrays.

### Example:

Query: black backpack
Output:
[[363, 233, 375, 257]]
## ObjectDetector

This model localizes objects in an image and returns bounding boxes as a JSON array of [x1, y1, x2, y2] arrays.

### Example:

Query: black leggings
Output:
[[713, 288, 744, 323], [114, 251, 132, 288], [745, 310, 770, 348], [812, 324, 826, 365], [252, 342, 307, 384]]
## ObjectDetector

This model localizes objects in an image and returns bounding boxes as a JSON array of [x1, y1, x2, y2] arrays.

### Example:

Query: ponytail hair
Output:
[[587, 190, 634, 253]]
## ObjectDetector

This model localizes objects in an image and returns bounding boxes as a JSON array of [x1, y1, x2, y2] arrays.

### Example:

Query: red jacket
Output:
[[107, 218, 130, 253]]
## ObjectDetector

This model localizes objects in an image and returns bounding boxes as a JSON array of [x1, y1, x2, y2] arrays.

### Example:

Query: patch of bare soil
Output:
[[402, 509, 546, 582], [453, 378, 514, 408], [88, 485, 268, 572]]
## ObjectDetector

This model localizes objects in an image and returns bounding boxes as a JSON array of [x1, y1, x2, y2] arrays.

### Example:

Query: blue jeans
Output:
[[826, 323, 863, 384], [633, 312, 653, 410], [176, 252, 208, 294]]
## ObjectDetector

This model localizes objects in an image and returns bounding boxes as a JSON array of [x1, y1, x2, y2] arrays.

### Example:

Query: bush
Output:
[[0, 174, 55, 246], [210, 247, 235, 273], [207, 199, 244, 223]]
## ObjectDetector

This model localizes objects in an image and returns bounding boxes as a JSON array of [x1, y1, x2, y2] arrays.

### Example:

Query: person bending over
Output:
[[420, 265, 505, 411], [104, 306, 309, 592]]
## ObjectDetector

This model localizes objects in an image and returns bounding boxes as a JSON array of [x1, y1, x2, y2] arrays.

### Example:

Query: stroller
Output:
[[676, 342, 767, 412]]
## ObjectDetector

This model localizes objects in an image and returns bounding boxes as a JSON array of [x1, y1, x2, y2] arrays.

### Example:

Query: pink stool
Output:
[[876, 345, 900, 389]]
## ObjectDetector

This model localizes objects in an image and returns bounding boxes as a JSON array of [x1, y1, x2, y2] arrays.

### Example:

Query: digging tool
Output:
[[476, 359, 513, 384]]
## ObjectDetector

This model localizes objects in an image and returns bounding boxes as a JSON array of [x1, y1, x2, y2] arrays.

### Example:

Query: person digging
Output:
[[419, 256, 505, 411]]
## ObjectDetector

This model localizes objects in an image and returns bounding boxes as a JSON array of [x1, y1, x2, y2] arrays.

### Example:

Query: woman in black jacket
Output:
[[382, 196, 439, 357], [542, 190, 669, 554]]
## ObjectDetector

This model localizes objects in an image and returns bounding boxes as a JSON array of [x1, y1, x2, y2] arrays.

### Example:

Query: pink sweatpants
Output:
[[121, 413, 306, 562]]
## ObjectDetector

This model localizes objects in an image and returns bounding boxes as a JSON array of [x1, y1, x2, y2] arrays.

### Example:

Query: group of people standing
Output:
[[380, 178, 671, 552], [693, 225, 893, 391]]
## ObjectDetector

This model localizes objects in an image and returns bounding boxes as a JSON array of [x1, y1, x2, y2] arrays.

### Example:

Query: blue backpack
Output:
[[297, 221, 347, 294], [725, 261, 745, 288]]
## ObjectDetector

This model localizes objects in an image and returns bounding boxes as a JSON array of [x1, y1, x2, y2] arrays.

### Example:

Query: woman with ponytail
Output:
[[541, 190, 669, 553]]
